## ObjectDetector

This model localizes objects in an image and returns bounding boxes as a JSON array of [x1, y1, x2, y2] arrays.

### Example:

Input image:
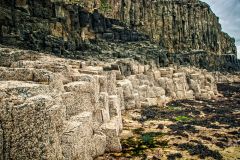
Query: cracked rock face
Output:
[[105, 0, 237, 54], [0, 0, 237, 56], [0, 46, 221, 159]]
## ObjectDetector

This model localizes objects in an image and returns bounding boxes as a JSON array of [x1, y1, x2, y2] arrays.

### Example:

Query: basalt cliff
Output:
[[0, 0, 239, 70], [0, 0, 240, 160]]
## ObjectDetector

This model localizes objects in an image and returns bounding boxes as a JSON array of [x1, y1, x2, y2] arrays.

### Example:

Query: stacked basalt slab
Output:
[[0, 47, 220, 159]]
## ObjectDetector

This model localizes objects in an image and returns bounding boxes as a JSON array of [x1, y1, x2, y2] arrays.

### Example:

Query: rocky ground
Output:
[[97, 83, 240, 160], [0, 46, 220, 159], [0, 46, 239, 159]]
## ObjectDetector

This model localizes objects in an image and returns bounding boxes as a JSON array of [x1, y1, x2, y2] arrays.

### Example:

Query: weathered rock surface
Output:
[[105, 0, 237, 54], [0, 0, 239, 71], [0, 46, 221, 159]]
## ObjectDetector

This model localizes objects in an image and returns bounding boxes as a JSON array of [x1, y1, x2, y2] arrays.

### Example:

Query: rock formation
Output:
[[0, 0, 239, 159], [0, 46, 219, 159], [0, 0, 239, 70], [105, 0, 237, 54]]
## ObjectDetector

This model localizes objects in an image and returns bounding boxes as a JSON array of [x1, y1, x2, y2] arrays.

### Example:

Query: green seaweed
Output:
[[100, 0, 112, 13], [175, 116, 193, 122], [120, 131, 168, 157]]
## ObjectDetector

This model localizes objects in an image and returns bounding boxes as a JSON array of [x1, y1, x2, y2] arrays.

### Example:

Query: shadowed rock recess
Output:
[[0, 0, 239, 160]]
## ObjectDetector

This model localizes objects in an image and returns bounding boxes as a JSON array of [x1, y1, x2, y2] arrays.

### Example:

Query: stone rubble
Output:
[[0, 46, 221, 159]]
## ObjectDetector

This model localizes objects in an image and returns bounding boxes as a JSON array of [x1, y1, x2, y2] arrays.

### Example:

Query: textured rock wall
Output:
[[213, 72, 240, 83], [0, 0, 237, 56], [0, 46, 219, 159], [105, 0, 237, 54], [0, 0, 148, 55]]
